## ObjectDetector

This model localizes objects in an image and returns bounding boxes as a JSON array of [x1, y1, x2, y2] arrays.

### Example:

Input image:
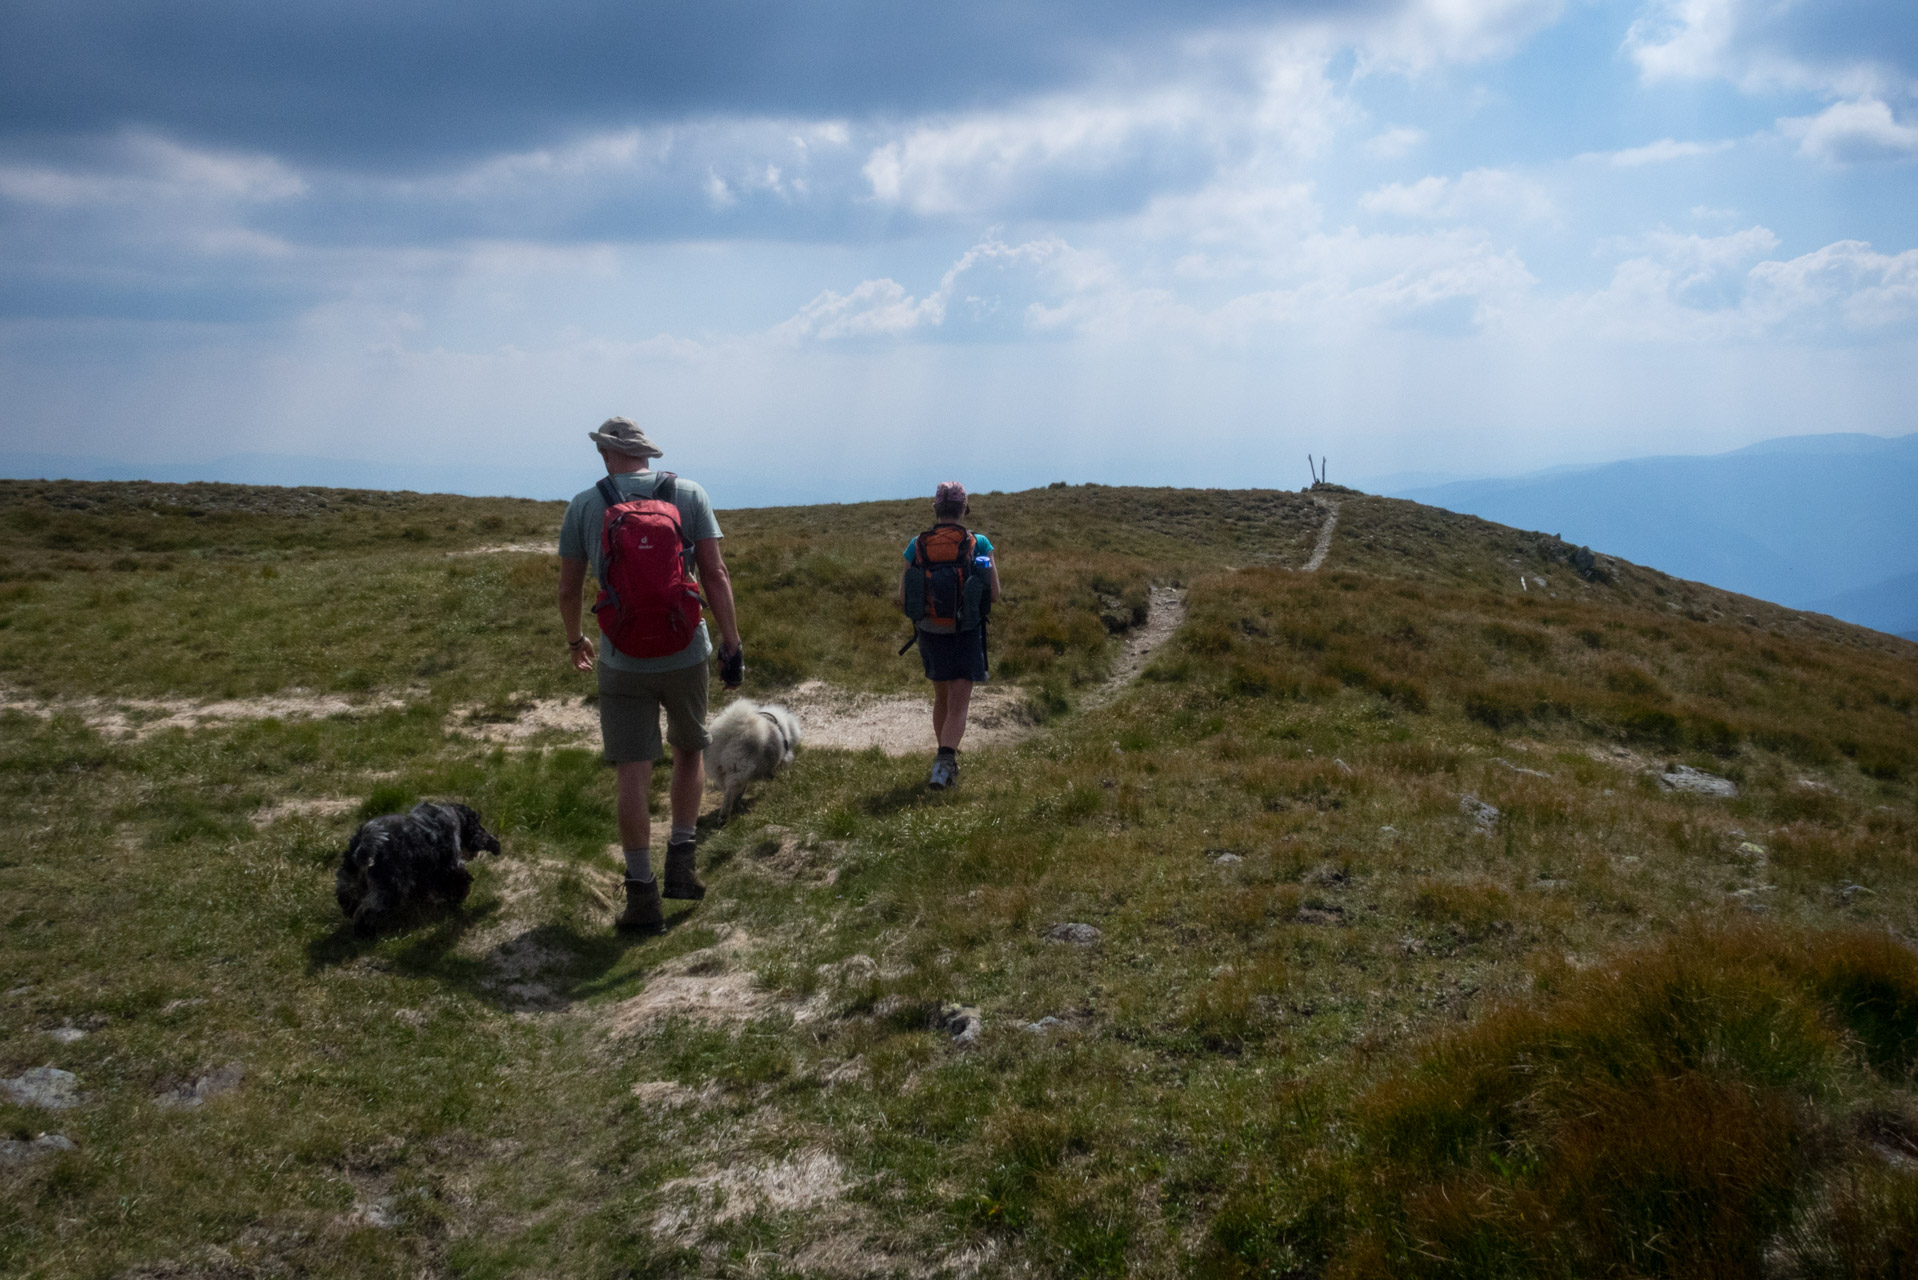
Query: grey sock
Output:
[[669, 826, 697, 847], [624, 848, 653, 882]]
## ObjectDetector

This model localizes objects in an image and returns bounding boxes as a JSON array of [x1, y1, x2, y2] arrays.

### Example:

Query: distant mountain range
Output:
[[1389, 432, 1918, 643]]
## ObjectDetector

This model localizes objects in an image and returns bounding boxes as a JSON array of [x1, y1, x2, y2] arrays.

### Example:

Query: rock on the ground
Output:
[[45, 1026, 86, 1044], [3, 1067, 81, 1110], [156, 1063, 245, 1110], [0, 1134, 76, 1165], [1044, 922, 1102, 946], [938, 1004, 983, 1045], [1460, 794, 1500, 832], [1660, 765, 1738, 797], [1023, 1016, 1065, 1035]]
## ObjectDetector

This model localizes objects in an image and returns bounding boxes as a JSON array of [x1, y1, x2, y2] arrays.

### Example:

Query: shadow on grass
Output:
[[304, 899, 502, 974], [305, 897, 700, 1012], [861, 781, 936, 818]]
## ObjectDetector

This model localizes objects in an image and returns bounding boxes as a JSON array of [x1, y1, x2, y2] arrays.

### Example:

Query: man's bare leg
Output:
[[616, 760, 653, 857], [669, 746, 704, 830], [664, 745, 708, 900], [614, 759, 664, 932]]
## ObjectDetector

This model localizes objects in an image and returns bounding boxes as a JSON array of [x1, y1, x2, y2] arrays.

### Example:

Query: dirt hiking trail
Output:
[[785, 584, 1188, 752], [1303, 499, 1339, 572]]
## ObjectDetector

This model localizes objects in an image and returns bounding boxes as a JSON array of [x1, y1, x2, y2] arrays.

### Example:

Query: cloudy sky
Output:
[[2, 0, 1915, 503]]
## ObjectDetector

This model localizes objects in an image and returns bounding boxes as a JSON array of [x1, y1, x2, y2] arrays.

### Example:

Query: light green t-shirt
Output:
[[558, 471, 723, 672]]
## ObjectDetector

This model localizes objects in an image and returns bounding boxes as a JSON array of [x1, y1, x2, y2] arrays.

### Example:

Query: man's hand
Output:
[[569, 635, 596, 673], [717, 642, 744, 690]]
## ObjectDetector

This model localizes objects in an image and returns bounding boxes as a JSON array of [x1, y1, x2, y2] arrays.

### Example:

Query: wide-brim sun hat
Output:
[[588, 417, 662, 458]]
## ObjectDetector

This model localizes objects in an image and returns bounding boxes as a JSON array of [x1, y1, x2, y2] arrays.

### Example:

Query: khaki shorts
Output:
[[596, 660, 711, 764]]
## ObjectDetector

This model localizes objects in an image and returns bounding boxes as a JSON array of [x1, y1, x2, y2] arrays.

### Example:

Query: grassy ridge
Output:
[[1, 478, 1915, 1277]]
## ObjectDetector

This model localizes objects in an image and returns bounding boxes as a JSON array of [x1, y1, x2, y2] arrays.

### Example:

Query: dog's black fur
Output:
[[335, 802, 501, 935]]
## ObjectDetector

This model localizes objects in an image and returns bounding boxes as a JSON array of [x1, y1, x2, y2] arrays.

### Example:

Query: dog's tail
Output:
[[709, 698, 760, 735]]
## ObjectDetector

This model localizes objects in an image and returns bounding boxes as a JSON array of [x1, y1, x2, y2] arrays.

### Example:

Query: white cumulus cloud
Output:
[[1360, 167, 1556, 223], [1596, 137, 1735, 166], [772, 236, 1067, 341], [1780, 99, 1918, 163], [1625, 0, 1915, 98]]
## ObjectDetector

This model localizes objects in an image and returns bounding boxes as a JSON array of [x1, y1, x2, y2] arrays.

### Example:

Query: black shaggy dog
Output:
[[335, 802, 501, 935]]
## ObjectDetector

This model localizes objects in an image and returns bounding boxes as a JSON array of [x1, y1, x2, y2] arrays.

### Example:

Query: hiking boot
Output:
[[663, 840, 705, 900], [929, 754, 958, 790], [616, 877, 665, 934]]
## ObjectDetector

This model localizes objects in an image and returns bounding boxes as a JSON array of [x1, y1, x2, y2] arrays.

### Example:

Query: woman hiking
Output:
[[898, 481, 1002, 789]]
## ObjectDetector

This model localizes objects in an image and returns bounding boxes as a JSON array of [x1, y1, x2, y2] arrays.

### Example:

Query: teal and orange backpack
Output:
[[902, 523, 990, 635]]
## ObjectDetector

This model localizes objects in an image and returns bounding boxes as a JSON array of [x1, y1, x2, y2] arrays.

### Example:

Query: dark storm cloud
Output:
[[0, 0, 1373, 167]]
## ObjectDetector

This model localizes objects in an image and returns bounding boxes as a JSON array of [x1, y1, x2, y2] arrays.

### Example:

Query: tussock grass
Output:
[[1206, 924, 1918, 1278]]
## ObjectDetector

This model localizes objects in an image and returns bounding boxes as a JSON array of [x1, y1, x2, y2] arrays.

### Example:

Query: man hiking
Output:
[[557, 417, 744, 934], [899, 481, 1001, 790]]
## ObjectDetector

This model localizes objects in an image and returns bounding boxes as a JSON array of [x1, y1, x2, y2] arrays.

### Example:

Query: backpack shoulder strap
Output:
[[595, 476, 621, 509], [650, 472, 693, 552]]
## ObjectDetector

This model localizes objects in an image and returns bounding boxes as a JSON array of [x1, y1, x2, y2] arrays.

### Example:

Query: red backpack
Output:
[[592, 473, 704, 659]]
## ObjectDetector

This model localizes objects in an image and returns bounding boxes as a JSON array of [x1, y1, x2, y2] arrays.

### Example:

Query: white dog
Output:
[[707, 699, 802, 819]]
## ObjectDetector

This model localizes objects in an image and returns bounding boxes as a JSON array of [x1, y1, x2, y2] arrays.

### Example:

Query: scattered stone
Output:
[[1297, 906, 1346, 927], [156, 1063, 245, 1110], [1660, 766, 1738, 797], [938, 1003, 983, 1045], [1460, 793, 1500, 833], [1333, 758, 1354, 775], [1737, 841, 1768, 857], [1494, 758, 1553, 779], [158, 998, 205, 1016], [1023, 1016, 1065, 1035], [3, 1067, 81, 1110], [0, 1134, 76, 1166], [1399, 936, 1425, 955], [45, 1026, 86, 1044], [1044, 922, 1102, 946], [1379, 826, 1397, 836], [1841, 884, 1876, 901], [352, 1197, 402, 1229], [1209, 851, 1244, 866], [6, 985, 32, 997]]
